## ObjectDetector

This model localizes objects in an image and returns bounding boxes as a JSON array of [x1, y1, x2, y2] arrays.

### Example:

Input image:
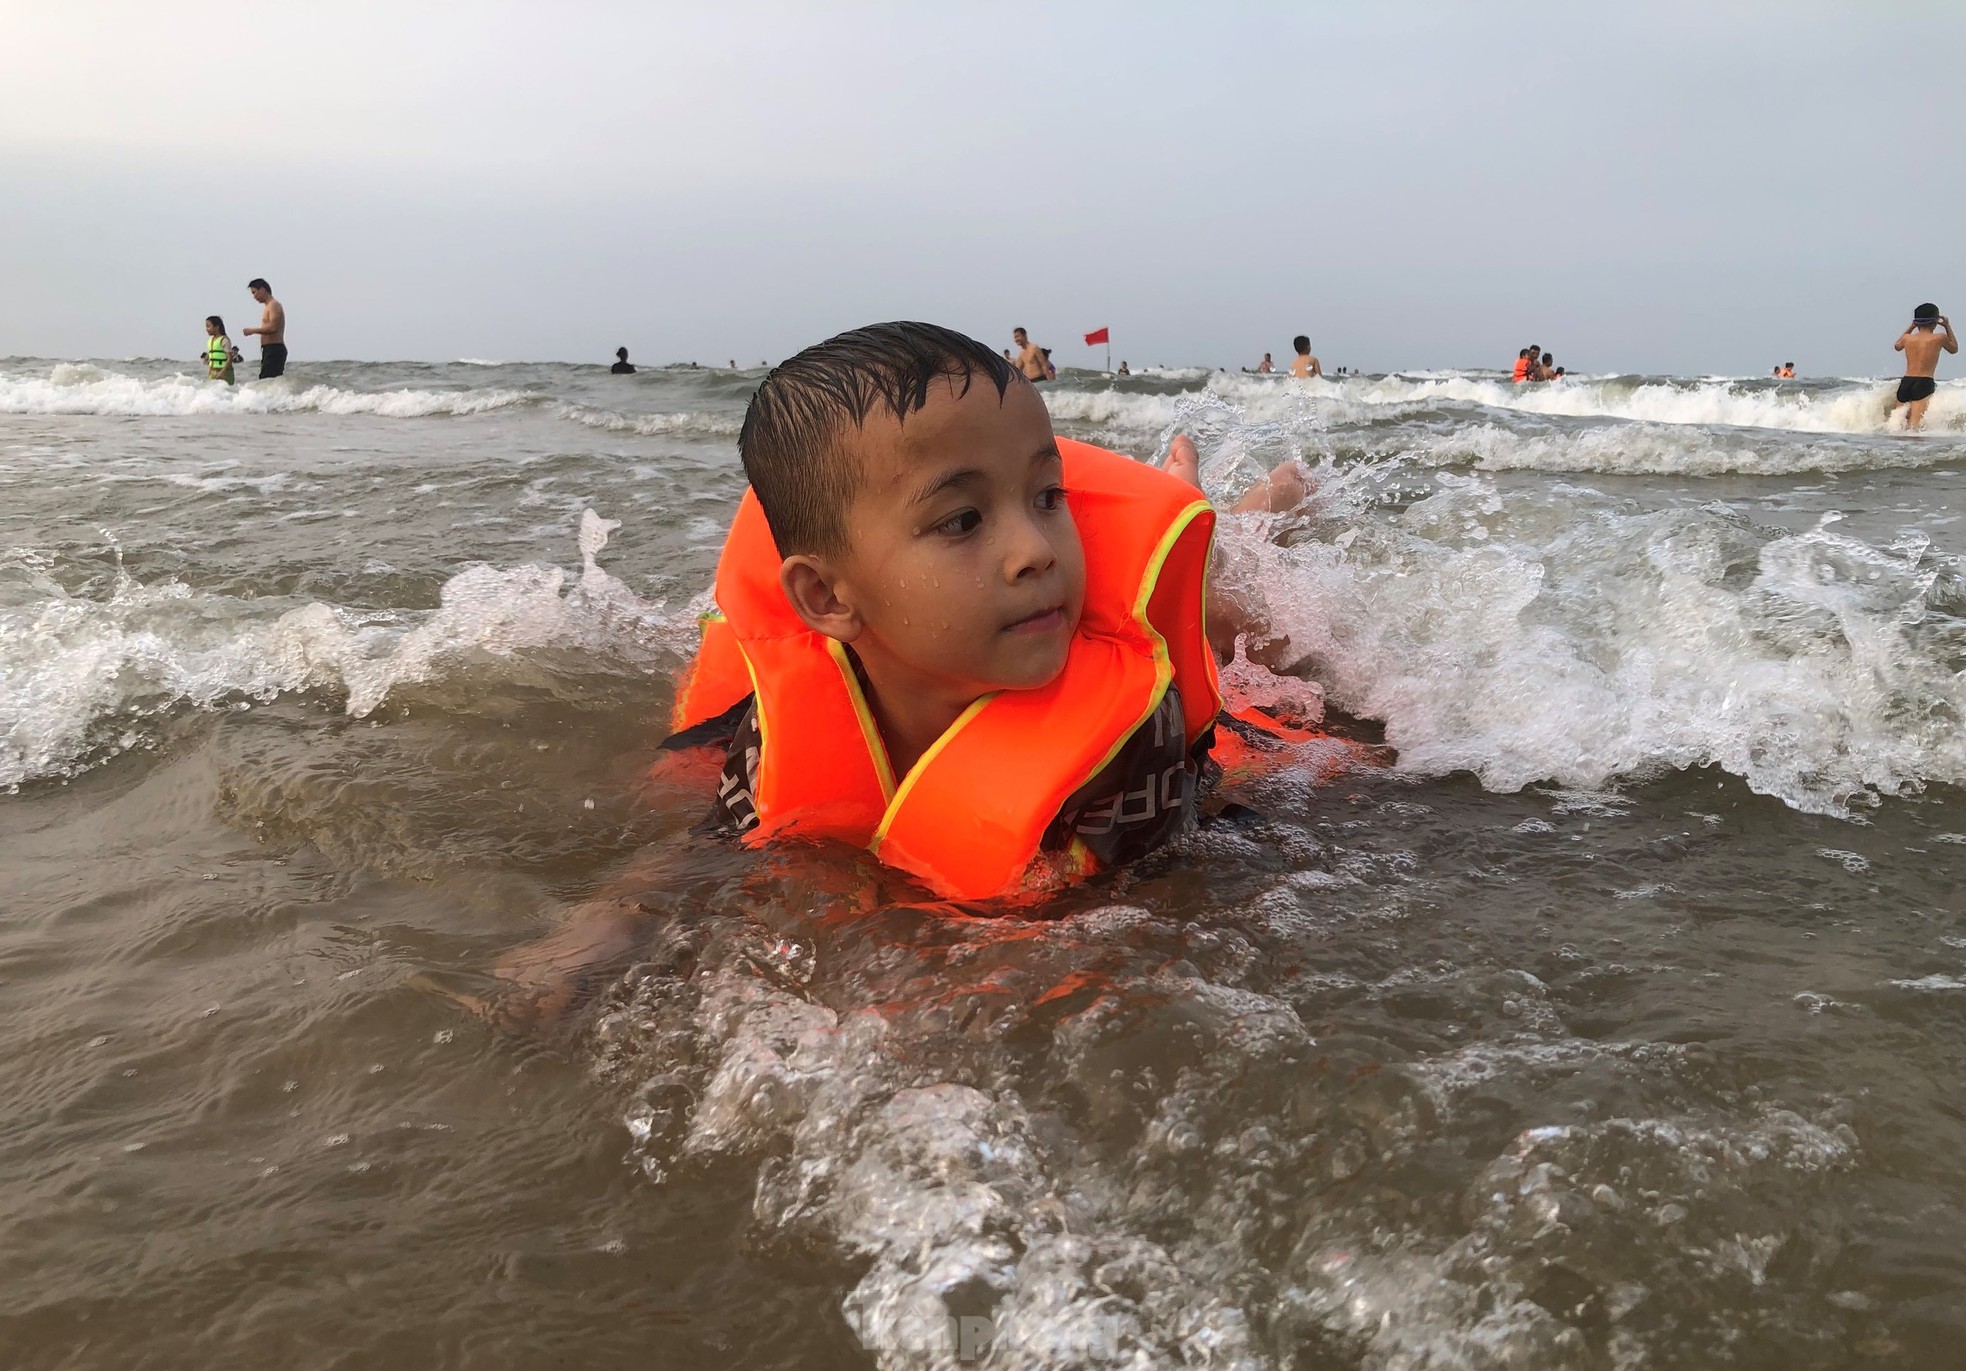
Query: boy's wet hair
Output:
[[1293, 335, 1311, 354], [1914, 303, 1939, 323], [739, 321, 1018, 556]]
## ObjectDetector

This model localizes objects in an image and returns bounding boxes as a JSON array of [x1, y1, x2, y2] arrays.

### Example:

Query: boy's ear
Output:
[[779, 555, 862, 643]]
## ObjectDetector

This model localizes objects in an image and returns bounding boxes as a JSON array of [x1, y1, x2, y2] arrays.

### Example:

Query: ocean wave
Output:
[[555, 403, 744, 437], [0, 364, 544, 419], [1387, 421, 1965, 477], [1214, 455, 1966, 815], [1044, 371, 1966, 439], [0, 512, 685, 790]]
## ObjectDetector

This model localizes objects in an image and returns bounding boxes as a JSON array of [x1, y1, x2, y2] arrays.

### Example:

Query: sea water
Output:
[[3, 356, 1964, 1368]]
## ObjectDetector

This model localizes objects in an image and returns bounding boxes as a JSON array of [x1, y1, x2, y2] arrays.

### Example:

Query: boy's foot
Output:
[[1239, 461, 1308, 513], [1164, 434, 1308, 514], [1165, 433, 1202, 488]]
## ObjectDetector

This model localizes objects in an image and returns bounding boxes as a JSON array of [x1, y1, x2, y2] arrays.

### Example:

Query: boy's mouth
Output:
[[1001, 603, 1067, 636]]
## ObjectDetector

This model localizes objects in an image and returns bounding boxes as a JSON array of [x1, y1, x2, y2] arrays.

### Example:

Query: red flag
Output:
[[1083, 327, 1110, 346]]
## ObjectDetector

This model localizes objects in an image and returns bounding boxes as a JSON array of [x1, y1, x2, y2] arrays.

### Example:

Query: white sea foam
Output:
[[1389, 420, 1965, 476], [555, 403, 744, 437], [1203, 430, 1966, 816], [596, 902, 1862, 1370], [0, 364, 540, 418], [0, 512, 679, 790], [1045, 370, 1966, 445]]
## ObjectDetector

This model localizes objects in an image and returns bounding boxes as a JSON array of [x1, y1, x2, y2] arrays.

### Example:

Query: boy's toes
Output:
[[1165, 434, 1202, 488], [1264, 461, 1310, 511]]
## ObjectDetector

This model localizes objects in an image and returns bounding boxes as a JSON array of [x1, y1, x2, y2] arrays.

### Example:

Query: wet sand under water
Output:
[[6, 359, 1966, 1368]]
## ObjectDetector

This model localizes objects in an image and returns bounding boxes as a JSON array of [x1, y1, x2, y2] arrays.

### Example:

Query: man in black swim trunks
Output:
[[1893, 303, 1955, 431], [244, 278, 287, 379]]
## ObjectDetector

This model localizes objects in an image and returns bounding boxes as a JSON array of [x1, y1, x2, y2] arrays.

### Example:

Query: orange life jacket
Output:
[[1512, 358, 1530, 382], [669, 438, 1222, 899]]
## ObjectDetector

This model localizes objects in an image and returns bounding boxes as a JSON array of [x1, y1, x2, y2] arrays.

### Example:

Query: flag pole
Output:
[[1106, 338, 1112, 373]]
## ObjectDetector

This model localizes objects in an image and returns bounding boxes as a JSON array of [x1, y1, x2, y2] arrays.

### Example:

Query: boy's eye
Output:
[[932, 508, 982, 537], [1036, 485, 1068, 511]]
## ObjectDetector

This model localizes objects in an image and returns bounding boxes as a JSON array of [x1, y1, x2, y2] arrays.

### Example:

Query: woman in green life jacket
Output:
[[204, 315, 237, 385]]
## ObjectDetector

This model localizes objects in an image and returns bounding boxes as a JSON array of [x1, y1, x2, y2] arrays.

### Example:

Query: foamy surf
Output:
[[0, 364, 543, 419], [0, 512, 683, 790], [1215, 456, 1966, 816], [1044, 370, 1966, 446]]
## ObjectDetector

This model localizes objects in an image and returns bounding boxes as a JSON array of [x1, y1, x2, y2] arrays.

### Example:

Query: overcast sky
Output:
[[3, 2, 1960, 375]]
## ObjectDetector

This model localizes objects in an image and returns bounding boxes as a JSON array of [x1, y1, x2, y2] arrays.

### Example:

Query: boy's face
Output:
[[788, 376, 1085, 701]]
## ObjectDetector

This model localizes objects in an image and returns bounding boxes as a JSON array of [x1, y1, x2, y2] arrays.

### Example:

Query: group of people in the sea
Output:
[[1510, 344, 1565, 383], [198, 279, 286, 386], [1769, 362, 1797, 378], [1248, 336, 1325, 378]]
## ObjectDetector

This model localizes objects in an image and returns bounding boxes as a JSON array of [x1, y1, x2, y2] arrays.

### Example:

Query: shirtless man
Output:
[[1289, 334, 1322, 379], [243, 278, 287, 379], [1254, 352, 1274, 374], [1011, 327, 1048, 383], [1893, 303, 1955, 431]]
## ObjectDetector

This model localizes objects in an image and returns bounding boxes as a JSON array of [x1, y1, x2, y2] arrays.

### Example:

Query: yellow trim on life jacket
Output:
[[829, 636, 897, 803], [870, 690, 995, 851]]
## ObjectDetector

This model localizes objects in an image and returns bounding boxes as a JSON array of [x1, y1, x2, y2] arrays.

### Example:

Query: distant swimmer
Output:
[[1893, 303, 1956, 431], [1011, 327, 1049, 382], [1289, 334, 1322, 379], [1116, 360, 1130, 376], [203, 315, 238, 385], [1041, 347, 1056, 380], [611, 347, 636, 374], [243, 278, 286, 379], [1536, 353, 1556, 381], [1254, 352, 1274, 374], [1781, 362, 1796, 378]]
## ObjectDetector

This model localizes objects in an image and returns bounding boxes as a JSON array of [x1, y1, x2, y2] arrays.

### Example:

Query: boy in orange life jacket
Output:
[[678, 321, 1301, 890], [473, 323, 1304, 1024]]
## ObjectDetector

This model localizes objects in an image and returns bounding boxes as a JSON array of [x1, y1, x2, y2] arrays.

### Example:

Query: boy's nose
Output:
[[1001, 511, 1057, 582]]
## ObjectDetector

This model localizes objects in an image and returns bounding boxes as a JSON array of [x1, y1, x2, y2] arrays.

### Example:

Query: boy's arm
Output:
[[1895, 331, 1909, 353], [1945, 317, 1959, 353]]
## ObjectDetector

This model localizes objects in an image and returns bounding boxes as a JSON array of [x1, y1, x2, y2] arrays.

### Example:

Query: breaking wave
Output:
[[1044, 371, 1966, 450], [0, 513, 688, 790], [0, 363, 543, 419]]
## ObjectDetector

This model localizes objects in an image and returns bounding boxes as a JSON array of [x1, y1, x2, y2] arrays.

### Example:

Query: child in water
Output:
[[203, 316, 237, 385], [475, 322, 1306, 1025]]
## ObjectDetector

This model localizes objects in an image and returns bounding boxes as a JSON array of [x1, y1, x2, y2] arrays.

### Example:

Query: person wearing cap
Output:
[[1893, 303, 1956, 431]]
